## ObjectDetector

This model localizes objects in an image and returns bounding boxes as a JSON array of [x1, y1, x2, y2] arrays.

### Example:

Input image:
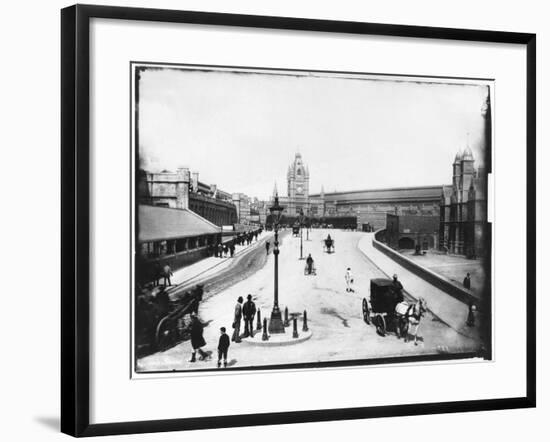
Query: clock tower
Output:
[[287, 152, 310, 216]]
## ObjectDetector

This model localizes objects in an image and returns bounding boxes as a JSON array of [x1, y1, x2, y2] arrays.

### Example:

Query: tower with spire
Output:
[[440, 143, 488, 258], [286, 152, 310, 216]]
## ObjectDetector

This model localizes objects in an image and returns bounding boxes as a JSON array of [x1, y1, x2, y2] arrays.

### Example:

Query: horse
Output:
[[395, 297, 428, 345]]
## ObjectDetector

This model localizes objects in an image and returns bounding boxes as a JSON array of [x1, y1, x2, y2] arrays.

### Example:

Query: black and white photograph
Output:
[[133, 64, 493, 373]]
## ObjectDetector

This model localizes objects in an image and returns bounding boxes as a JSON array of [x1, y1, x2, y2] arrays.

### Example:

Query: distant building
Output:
[[315, 186, 442, 231], [262, 152, 443, 230], [272, 152, 325, 217], [139, 168, 237, 226], [439, 147, 488, 258], [232, 193, 253, 225]]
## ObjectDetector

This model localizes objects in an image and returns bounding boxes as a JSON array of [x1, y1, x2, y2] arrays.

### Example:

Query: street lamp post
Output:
[[268, 195, 285, 334], [299, 209, 305, 260], [305, 208, 310, 241]]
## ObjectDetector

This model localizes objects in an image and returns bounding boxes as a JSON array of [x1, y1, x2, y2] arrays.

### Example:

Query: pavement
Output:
[[137, 229, 484, 373], [403, 249, 486, 299]]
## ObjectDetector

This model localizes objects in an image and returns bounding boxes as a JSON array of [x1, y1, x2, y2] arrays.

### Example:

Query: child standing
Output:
[[217, 327, 230, 368]]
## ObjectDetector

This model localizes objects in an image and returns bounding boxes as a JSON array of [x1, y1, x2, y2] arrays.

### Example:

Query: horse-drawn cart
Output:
[[362, 278, 405, 337], [323, 236, 335, 253], [362, 279, 427, 343]]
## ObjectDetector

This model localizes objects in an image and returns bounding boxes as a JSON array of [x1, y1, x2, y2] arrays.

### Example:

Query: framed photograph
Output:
[[61, 4, 536, 437]]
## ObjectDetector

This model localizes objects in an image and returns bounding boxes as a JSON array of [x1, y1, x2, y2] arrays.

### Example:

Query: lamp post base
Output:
[[268, 308, 285, 334]]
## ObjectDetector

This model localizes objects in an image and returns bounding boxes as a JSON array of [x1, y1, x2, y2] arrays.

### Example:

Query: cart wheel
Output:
[[362, 298, 370, 324], [375, 315, 386, 337]]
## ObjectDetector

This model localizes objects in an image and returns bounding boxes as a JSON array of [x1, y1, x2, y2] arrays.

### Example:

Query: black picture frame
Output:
[[61, 4, 536, 437]]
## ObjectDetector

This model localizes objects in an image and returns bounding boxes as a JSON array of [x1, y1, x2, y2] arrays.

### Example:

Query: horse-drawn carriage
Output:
[[135, 284, 205, 357], [323, 235, 335, 253], [362, 278, 427, 344]]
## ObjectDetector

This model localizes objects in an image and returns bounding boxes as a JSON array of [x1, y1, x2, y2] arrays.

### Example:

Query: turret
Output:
[[453, 150, 462, 187]]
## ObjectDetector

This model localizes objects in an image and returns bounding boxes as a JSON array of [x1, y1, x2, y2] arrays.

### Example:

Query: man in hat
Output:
[[242, 294, 257, 338], [392, 274, 404, 303], [463, 273, 471, 290]]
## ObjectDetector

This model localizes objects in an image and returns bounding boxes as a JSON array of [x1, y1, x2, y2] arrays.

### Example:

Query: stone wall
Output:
[[373, 230, 478, 307]]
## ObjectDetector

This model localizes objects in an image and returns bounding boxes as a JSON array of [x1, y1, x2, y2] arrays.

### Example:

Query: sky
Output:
[[137, 66, 491, 200]]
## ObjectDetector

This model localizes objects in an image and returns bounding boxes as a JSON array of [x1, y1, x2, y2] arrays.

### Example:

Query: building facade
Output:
[[273, 153, 325, 217], [263, 152, 443, 230], [439, 147, 488, 258], [139, 168, 238, 226]]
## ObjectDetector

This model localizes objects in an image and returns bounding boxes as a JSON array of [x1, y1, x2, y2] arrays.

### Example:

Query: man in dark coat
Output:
[[217, 327, 230, 368], [232, 296, 243, 343], [242, 294, 257, 338], [306, 254, 314, 275], [463, 273, 471, 290], [189, 314, 208, 362], [265, 241, 270, 255]]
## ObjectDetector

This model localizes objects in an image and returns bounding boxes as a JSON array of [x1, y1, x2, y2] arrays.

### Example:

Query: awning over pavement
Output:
[[138, 205, 220, 243]]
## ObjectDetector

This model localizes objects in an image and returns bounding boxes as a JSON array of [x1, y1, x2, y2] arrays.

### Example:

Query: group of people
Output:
[[231, 295, 257, 343], [211, 229, 263, 259], [213, 242, 235, 258], [187, 293, 258, 368]]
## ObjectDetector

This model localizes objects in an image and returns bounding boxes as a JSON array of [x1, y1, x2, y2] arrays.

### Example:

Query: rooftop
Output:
[[138, 205, 220, 243], [310, 185, 445, 203]]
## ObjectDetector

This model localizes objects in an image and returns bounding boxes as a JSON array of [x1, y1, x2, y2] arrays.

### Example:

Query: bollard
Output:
[[256, 309, 262, 330], [284, 306, 289, 327], [292, 317, 299, 338], [302, 310, 309, 332], [262, 318, 269, 341]]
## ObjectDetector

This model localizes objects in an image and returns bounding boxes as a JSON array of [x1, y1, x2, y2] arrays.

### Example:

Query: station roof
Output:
[[311, 185, 444, 204], [138, 205, 220, 243]]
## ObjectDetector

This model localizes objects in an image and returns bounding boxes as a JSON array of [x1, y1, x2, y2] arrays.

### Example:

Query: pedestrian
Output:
[[217, 327, 230, 368], [392, 274, 404, 302], [466, 302, 476, 327], [345, 267, 354, 292], [217, 243, 223, 258], [223, 244, 229, 258], [189, 314, 208, 362], [265, 241, 270, 255], [163, 263, 173, 286], [242, 294, 257, 338], [230, 243, 235, 258], [306, 254, 314, 275], [463, 272, 471, 290], [232, 296, 243, 343]]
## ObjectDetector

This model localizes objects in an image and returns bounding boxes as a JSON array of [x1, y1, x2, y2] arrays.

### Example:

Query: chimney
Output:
[[175, 167, 190, 209], [191, 171, 199, 193]]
